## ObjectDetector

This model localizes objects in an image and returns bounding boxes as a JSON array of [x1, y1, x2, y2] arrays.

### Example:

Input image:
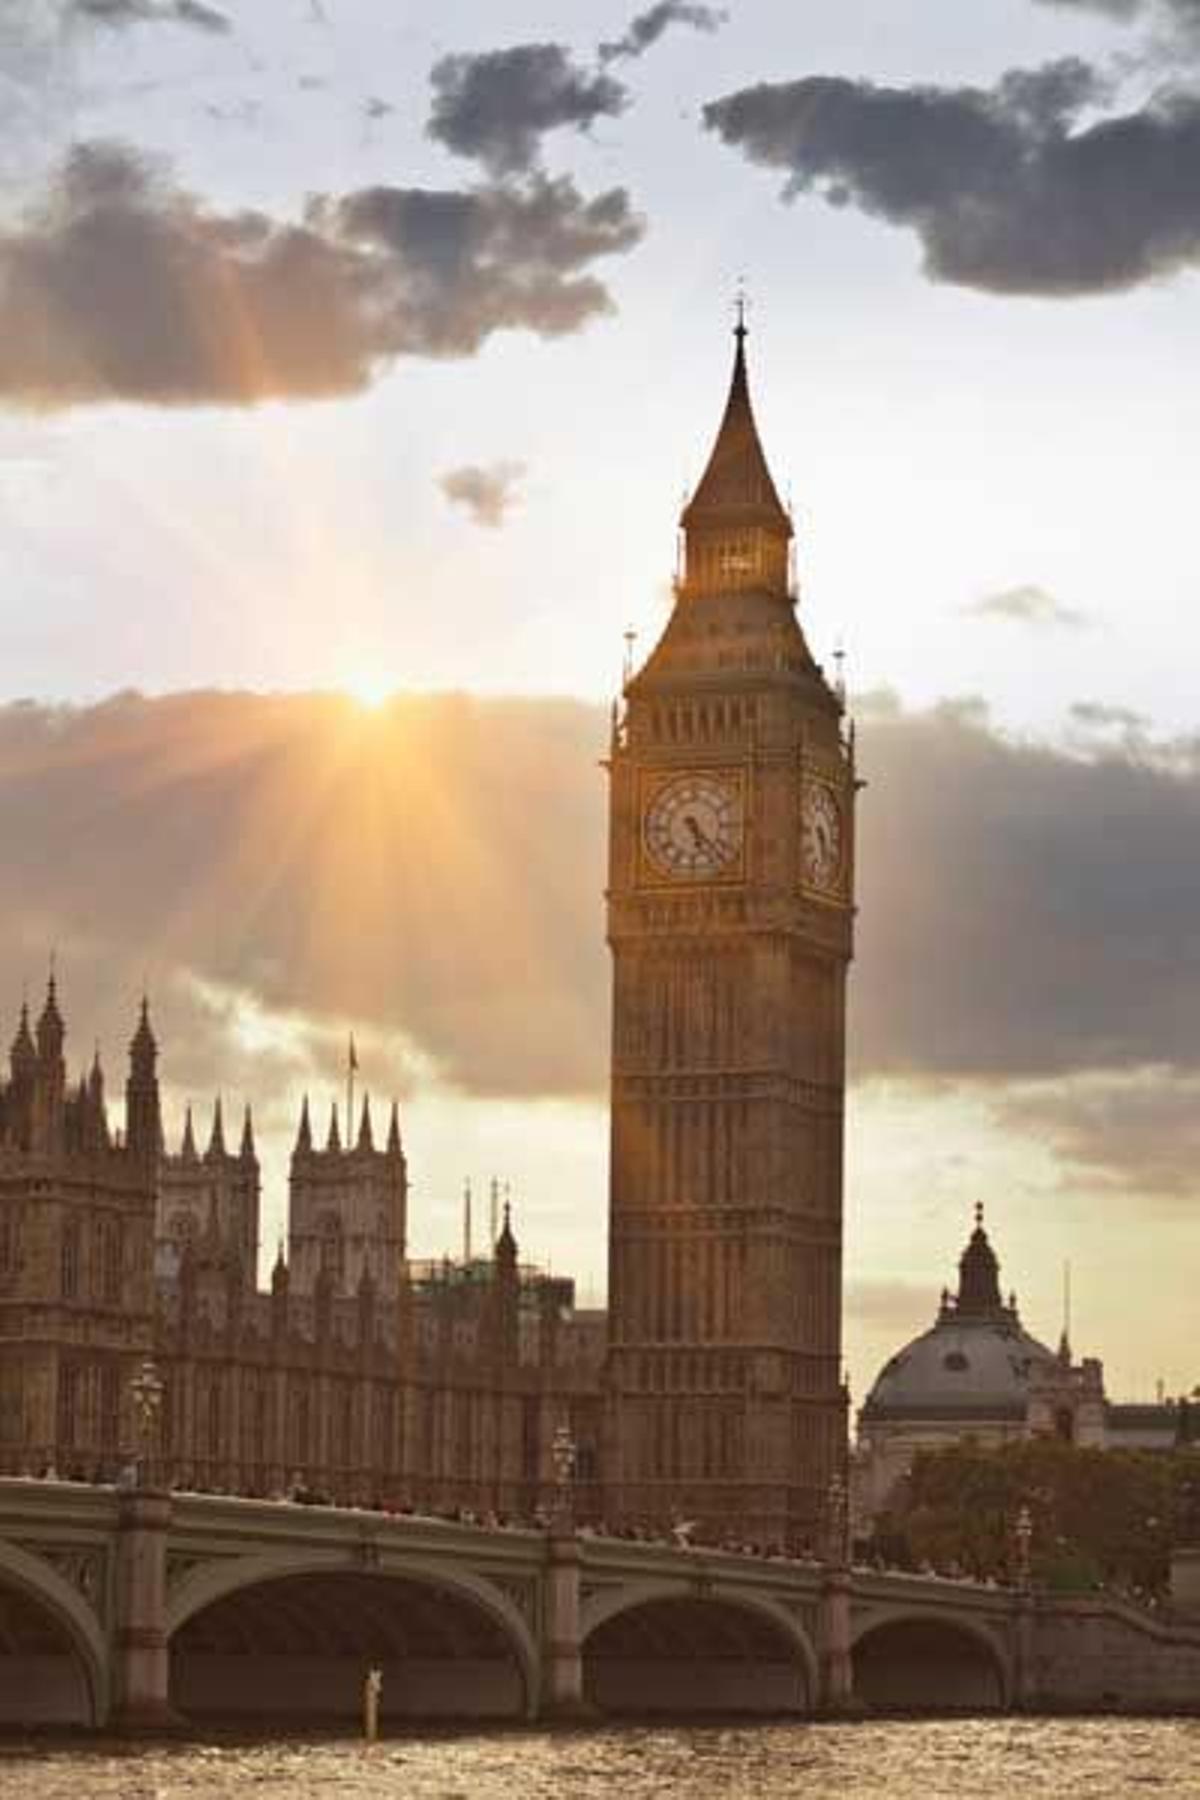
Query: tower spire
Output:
[[679, 313, 792, 597]]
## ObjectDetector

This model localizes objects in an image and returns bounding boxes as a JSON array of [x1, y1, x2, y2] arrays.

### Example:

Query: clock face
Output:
[[801, 782, 844, 891], [644, 774, 742, 880]]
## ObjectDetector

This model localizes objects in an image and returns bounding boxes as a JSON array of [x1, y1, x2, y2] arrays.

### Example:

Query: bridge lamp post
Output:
[[551, 1422, 577, 1535], [129, 1357, 165, 1491], [827, 1472, 850, 1572], [1015, 1503, 1034, 1591]]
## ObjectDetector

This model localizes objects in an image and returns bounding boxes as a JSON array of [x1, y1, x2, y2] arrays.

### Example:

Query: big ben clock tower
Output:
[[604, 320, 855, 1548]]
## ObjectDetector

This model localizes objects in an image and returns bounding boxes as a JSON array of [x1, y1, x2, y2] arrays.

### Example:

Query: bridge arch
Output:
[[168, 1551, 538, 1723], [0, 1538, 108, 1727], [582, 1579, 816, 1716], [851, 1606, 1011, 1714]]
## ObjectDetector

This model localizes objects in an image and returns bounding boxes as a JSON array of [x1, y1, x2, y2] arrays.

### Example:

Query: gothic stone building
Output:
[[0, 327, 852, 1547], [0, 982, 606, 1516]]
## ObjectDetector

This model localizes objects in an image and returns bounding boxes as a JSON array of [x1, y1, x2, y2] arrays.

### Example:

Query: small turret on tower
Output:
[[287, 1088, 409, 1302], [125, 995, 161, 1163], [240, 1102, 256, 1163]]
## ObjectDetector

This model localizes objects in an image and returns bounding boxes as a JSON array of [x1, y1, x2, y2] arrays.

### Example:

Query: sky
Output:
[[0, 0, 1198, 1405]]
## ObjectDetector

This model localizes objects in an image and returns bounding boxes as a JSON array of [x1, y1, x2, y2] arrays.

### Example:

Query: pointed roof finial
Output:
[[37, 964, 65, 1055], [11, 998, 35, 1068], [357, 1093, 374, 1151], [240, 1102, 256, 1160], [497, 1198, 517, 1264], [734, 275, 748, 342], [957, 1205, 1002, 1317], [386, 1098, 402, 1155], [129, 993, 157, 1076], [681, 306, 791, 539], [206, 1095, 226, 1159], [296, 1093, 312, 1153], [181, 1103, 197, 1161], [327, 1100, 341, 1152]]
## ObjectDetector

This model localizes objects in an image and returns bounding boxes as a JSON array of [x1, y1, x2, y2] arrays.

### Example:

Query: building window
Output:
[[61, 1221, 80, 1300], [102, 1220, 123, 1305], [56, 1364, 81, 1448]]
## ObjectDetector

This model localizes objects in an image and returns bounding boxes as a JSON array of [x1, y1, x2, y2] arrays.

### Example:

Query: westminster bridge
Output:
[[0, 1479, 1197, 1730]]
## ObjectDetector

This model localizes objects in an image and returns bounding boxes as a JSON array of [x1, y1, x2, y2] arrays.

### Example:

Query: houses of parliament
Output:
[[0, 327, 856, 1549]]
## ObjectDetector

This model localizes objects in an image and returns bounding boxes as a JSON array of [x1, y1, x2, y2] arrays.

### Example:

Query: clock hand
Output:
[[683, 813, 717, 855]]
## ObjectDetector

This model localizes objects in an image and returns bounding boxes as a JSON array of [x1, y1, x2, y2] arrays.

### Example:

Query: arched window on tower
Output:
[[61, 1220, 80, 1300], [318, 1211, 345, 1283]]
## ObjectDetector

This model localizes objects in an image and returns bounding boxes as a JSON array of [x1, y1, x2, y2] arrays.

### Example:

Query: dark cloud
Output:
[[70, 0, 231, 32], [1, 692, 1197, 1125], [703, 59, 1200, 296], [439, 461, 527, 528], [0, 142, 643, 408], [853, 696, 1200, 1082], [428, 44, 626, 176], [598, 2, 728, 65], [998, 1071, 1200, 1201], [963, 584, 1090, 628]]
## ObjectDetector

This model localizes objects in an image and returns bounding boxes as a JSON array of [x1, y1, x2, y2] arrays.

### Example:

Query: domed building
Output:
[[853, 1208, 1111, 1531]]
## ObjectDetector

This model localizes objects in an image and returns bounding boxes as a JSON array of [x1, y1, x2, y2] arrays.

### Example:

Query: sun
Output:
[[341, 670, 394, 711]]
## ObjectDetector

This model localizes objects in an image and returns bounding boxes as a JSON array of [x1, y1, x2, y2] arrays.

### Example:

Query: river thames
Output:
[[2, 1720, 1198, 1799]]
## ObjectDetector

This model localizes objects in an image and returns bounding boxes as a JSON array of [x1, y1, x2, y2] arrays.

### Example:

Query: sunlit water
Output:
[[2, 1721, 1199, 1799]]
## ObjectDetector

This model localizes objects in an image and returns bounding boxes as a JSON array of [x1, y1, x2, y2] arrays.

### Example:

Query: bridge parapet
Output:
[[0, 1481, 1198, 1728]]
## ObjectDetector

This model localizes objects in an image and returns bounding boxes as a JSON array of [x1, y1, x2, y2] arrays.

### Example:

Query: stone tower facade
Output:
[[0, 984, 157, 1475], [156, 1098, 261, 1287], [605, 325, 856, 1547], [287, 1096, 408, 1301]]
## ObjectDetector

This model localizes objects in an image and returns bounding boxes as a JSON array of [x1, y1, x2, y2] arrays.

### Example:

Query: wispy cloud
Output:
[[599, 2, 727, 65], [70, 0, 231, 33], [962, 584, 1091, 629], [439, 461, 527, 528]]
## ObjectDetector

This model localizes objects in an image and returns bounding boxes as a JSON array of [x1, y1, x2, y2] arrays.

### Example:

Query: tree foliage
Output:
[[867, 1439, 1200, 1596]]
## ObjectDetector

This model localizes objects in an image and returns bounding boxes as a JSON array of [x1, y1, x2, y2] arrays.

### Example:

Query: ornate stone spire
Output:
[[295, 1093, 312, 1154], [326, 1100, 341, 1153], [125, 994, 161, 1162], [496, 1199, 518, 1267], [357, 1094, 374, 1152], [386, 1099, 402, 1157], [10, 1001, 35, 1077], [206, 1095, 226, 1160], [36, 973, 65, 1062], [955, 1204, 1005, 1318], [129, 995, 156, 1078], [180, 1103, 198, 1162], [240, 1102, 256, 1161], [679, 315, 792, 600]]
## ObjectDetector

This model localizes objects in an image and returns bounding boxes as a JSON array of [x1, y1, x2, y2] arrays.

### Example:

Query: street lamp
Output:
[[1015, 1503, 1033, 1590], [827, 1471, 850, 1571], [129, 1357, 165, 1489], [551, 1421, 576, 1532]]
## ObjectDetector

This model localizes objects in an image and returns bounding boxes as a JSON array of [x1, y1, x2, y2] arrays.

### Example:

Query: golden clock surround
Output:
[[638, 766, 748, 887]]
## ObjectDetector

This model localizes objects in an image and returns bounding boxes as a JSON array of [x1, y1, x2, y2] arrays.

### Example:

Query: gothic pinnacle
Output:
[[327, 1101, 341, 1153], [296, 1093, 312, 1153], [357, 1093, 374, 1152], [240, 1102, 256, 1161], [207, 1095, 226, 1159]]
